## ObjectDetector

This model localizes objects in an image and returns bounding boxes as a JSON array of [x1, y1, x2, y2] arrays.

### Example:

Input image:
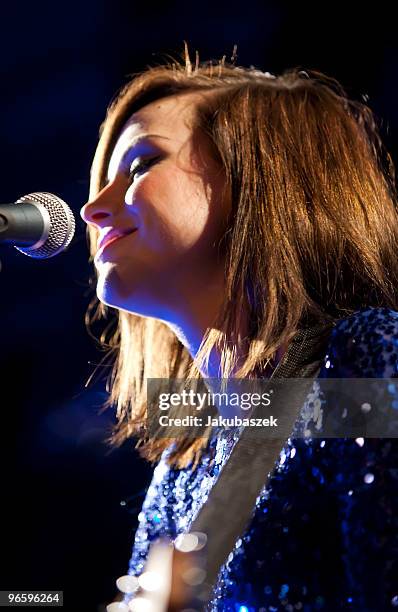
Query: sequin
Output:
[[124, 307, 398, 610]]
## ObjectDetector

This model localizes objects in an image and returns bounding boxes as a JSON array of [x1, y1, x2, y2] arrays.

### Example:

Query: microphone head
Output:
[[14, 192, 75, 259]]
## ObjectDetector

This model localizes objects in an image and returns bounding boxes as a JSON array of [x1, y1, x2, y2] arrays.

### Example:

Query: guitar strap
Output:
[[188, 321, 335, 606]]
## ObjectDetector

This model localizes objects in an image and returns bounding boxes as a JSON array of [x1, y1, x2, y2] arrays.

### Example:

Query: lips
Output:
[[97, 228, 137, 252]]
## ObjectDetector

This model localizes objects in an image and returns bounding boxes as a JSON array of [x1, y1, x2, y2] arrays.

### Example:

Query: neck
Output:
[[165, 299, 288, 420]]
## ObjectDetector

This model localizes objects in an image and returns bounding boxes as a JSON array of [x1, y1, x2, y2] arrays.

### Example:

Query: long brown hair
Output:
[[86, 52, 398, 469]]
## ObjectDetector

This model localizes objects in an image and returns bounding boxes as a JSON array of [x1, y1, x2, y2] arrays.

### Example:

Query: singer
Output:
[[81, 51, 398, 610]]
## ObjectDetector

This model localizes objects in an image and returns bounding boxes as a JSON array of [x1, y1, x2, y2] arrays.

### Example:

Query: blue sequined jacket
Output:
[[125, 307, 398, 611]]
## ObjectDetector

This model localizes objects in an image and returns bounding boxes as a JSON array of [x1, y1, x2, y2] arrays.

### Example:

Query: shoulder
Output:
[[319, 307, 398, 377]]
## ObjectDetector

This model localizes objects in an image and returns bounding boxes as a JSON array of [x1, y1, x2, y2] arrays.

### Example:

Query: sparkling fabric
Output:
[[125, 307, 398, 611]]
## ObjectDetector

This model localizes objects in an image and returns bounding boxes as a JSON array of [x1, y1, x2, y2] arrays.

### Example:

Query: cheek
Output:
[[125, 159, 229, 264], [132, 168, 214, 247]]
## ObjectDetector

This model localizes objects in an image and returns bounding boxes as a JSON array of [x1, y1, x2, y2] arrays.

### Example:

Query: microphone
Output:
[[0, 192, 75, 259]]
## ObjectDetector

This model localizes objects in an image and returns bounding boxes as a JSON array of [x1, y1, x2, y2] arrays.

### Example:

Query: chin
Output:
[[96, 267, 124, 310], [95, 267, 144, 315], [95, 263, 172, 319], [96, 287, 118, 310]]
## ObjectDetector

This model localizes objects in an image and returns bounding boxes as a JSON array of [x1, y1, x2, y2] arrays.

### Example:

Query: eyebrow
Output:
[[106, 133, 170, 184]]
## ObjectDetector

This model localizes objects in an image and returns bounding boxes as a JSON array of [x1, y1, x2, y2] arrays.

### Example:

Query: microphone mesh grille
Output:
[[14, 192, 75, 259]]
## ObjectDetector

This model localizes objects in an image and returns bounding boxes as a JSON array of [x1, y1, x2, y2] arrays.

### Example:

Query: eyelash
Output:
[[127, 156, 160, 183]]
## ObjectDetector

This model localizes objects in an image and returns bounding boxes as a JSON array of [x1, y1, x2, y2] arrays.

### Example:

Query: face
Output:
[[80, 93, 230, 323]]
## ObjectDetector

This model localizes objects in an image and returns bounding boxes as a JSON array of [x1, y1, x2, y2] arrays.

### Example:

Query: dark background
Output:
[[0, 2, 397, 610]]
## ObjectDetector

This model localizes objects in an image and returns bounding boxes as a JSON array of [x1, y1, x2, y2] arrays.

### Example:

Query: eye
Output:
[[127, 156, 160, 183]]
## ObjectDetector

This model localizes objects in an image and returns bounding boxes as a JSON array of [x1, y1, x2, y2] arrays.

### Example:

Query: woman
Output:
[[81, 52, 398, 611]]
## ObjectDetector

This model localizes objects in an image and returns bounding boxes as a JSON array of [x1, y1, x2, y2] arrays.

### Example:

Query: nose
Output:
[[80, 182, 121, 228]]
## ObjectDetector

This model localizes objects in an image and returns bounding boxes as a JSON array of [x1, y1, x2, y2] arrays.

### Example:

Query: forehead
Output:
[[126, 92, 200, 134], [108, 93, 201, 170]]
